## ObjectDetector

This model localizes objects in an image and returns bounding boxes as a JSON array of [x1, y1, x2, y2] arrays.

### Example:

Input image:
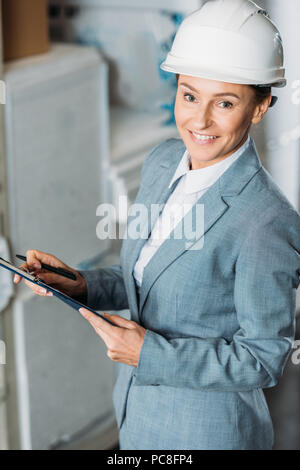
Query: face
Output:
[[174, 75, 271, 169]]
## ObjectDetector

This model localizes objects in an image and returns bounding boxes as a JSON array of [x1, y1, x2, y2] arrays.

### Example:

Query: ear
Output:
[[251, 95, 272, 124]]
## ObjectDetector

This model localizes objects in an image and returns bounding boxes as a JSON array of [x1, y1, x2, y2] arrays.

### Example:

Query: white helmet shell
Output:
[[160, 0, 286, 87]]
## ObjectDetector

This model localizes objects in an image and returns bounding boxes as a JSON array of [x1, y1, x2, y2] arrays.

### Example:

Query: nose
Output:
[[193, 103, 213, 129]]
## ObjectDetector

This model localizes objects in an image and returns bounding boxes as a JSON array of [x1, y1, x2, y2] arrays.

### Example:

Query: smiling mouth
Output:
[[188, 130, 220, 142]]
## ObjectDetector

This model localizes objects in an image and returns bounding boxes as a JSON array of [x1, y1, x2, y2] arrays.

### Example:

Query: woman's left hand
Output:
[[79, 308, 146, 367]]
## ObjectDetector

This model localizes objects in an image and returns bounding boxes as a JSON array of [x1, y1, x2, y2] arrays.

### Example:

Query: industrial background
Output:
[[0, 0, 299, 450]]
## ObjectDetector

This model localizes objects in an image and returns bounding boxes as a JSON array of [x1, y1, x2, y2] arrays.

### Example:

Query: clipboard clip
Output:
[[23, 267, 43, 283]]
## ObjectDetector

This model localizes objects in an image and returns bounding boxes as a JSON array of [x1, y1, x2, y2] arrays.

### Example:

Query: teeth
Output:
[[192, 133, 217, 140]]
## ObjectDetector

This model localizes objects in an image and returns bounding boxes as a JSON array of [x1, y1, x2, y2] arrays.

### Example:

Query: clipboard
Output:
[[0, 256, 117, 326]]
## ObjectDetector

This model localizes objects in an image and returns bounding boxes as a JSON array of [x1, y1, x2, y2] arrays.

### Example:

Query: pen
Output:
[[16, 254, 77, 281]]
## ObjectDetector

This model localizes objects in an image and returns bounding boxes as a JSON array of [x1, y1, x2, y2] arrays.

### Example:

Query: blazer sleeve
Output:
[[134, 207, 300, 391], [77, 264, 129, 311]]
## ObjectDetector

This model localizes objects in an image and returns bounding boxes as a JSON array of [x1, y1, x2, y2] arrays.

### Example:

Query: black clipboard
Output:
[[0, 256, 117, 326]]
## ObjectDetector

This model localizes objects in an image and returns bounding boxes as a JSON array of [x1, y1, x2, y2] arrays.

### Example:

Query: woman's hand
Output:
[[13, 249, 87, 299], [79, 308, 146, 367]]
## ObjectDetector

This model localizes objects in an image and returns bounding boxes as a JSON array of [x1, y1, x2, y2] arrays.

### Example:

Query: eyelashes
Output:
[[183, 93, 233, 109], [220, 101, 233, 109], [183, 93, 196, 103]]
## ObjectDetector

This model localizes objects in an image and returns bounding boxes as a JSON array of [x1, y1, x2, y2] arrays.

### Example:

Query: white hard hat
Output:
[[160, 0, 286, 88]]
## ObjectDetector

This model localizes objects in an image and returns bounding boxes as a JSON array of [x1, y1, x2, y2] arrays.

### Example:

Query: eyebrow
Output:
[[180, 82, 240, 99]]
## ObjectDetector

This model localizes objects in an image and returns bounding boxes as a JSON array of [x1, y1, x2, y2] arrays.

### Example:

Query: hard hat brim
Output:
[[160, 61, 286, 88]]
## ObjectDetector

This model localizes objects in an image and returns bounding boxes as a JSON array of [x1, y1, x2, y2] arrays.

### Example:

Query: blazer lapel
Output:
[[138, 181, 229, 319], [126, 137, 262, 322], [122, 155, 183, 321]]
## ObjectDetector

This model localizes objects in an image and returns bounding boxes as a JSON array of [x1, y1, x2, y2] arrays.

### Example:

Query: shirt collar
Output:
[[168, 135, 251, 194]]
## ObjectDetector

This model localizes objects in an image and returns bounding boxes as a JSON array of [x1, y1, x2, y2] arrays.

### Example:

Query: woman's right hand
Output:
[[13, 249, 87, 299]]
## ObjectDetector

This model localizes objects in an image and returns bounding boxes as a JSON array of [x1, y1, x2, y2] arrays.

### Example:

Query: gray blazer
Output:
[[79, 137, 300, 450]]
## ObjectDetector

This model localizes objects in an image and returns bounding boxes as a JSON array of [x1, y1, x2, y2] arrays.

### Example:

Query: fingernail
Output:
[[39, 288, 46, 294], [33, 263, 40, 269], [14, 275, 17, 282], [46, 292, 53, 296]]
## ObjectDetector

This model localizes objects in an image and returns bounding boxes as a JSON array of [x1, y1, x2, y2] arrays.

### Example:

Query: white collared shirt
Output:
[[133, 135, 251, 287]]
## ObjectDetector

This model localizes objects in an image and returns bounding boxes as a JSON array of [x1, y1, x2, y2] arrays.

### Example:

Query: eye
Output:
[[219, 101, 233, 109], [183, 93, 196, 103]]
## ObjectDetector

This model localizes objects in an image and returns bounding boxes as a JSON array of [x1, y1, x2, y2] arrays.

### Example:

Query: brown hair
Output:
[[175, 73, 277, 108]]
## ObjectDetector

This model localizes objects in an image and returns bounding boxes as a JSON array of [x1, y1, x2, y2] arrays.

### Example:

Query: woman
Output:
[[15, 0, 300, 449]]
